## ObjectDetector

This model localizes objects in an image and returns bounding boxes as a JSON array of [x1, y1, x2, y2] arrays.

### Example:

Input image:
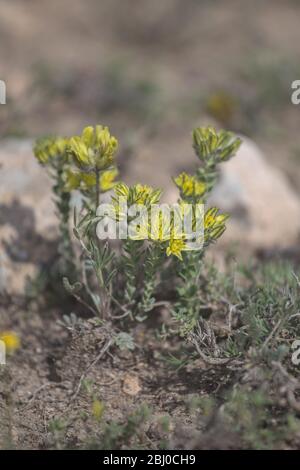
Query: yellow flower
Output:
[[68, 136, 90, 165], [113, 183, 161, 207], [204, 207, 218, 228], [63, 169, 82, 191], [0, 331, 20, 353], [100, 168, 119, 192], [193, 126, 241, 163], [166, 238, 186, 260], [92, 400, 105, 422], [68, 125, 118, 171], [204, 207, 229, 242], [64, 168, 118, 193], [114, 182, 129, 198], [148, 208, 173, 242], [113, 184, 161, 234], [34, 137, 69, 164], [174, 172, 206, 200], [134, 185, 153, 205]]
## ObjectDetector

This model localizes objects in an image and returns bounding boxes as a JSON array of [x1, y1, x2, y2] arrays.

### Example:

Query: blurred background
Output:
[[1, 0, 300, 292]]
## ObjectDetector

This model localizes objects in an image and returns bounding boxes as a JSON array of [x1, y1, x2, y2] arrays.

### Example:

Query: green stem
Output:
[[95, 169, 100, 210], [122, 239, 142, 311], [54, 164, 76, 276], [173, 250, 204, 335], [137, 244, 163, 319]]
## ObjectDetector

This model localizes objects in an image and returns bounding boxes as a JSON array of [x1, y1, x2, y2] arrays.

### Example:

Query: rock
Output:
[[0, 139, 56, 236], [122, 373, 141, 396], [143, 135, 300, 248], [209, 137, 300, 247], [0, 139, 57, 294]]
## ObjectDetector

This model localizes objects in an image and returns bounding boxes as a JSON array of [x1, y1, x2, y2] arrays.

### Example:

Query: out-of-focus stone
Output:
[[0, 139, 56, 237], [143, 135, 300, 248], [209, 137, 300, 247], [0, 139, 57, 294]]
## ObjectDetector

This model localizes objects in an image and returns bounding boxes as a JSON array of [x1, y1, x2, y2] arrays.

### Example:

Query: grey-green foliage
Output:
[[193, 126, 241, 193], [114, 332, 135, 351], [69, 210, 117, 317], [196, 260, 300, 363], [137, 244, 165, 320], [172, 251, 205, 335], [122, 239, 143, 307], [54, 160, 75, 275]]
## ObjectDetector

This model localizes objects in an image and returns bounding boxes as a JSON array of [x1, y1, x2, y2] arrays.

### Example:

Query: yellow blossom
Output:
[[0, 331, 20, 353], [148, 208, 174, 242], [114, 183, 161, 207], [92, 400, 105, 422], [100, 168, 119, 192], [174, 172, 207, 200], [193, 126, 241, 162], [34, 137, 69, 164], [64, 168, 118, 193], [128, 204, 184, 245], [166, 238, 186, 260], [112, 183, 161, 223], [68, 125, 118, 171], [204, 207, 229, 242]]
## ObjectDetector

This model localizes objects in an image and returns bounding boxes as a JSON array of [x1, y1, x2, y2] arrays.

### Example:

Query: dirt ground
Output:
[[1, 292, 235, 449]]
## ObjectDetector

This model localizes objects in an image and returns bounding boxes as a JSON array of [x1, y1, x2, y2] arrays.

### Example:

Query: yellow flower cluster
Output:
[[33, 124, 232, 263], [129, 207, 187, 260], [127, 204, 228, 261], [34, 137, 69, 164], [110, 183, 162, 223], [64, 168, 118, 193], [204, 207, 229, 242], [114, 183, 162, 207], [68, 126, 118, 171], [193, 126, 241, 163], [34, 125, 120, 201], [174, 172, 207, 200], [166, 238, 186, 260]]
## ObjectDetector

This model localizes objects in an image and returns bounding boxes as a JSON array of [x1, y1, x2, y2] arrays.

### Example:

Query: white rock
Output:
[[0, 139, 56, 237], [209, 137, 300, 247], [0, 140, 57, 294]]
